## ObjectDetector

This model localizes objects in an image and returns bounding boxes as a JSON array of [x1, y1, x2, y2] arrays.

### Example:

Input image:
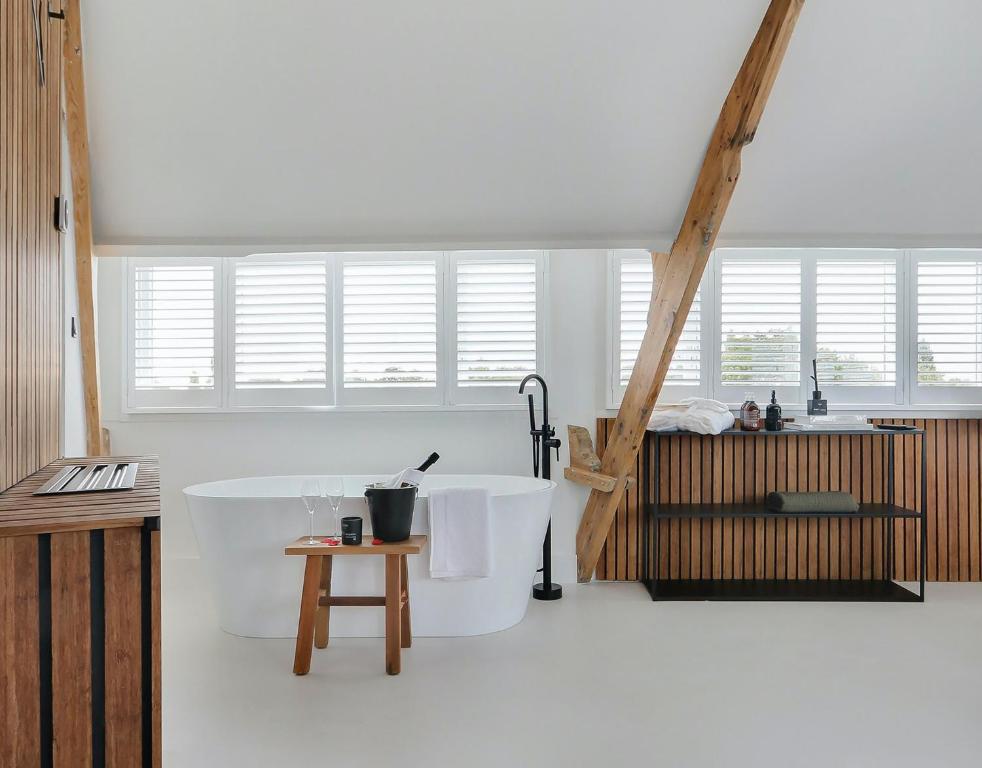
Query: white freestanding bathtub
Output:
[[185, 474, 555, 638]]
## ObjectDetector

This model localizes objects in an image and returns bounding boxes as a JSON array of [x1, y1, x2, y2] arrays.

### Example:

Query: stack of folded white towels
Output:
[[647, 398, 735, 435]]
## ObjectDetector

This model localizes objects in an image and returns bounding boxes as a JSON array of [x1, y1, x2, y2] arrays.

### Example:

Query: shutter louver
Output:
[[816, 259, 896, 386], [133, 264, 215, 390], [619, 257, 701, 387], [720, 258, 800, 386], [233, 260, 328, 390], [343, 260, 438, 387], [917, 260, 982, 386], [456, 259, 537, 386]]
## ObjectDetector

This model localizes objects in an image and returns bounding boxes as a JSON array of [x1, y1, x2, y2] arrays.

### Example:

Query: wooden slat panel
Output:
[[104, 527, 143, 767], [0, 535, 41, 764], [0, 457, 160, 537], [151, 529, 162, 768], [596, 417, 982, 583], [1, 0, 62, 493], [51, 531, 92, 768], [595, 420, 609, 581]]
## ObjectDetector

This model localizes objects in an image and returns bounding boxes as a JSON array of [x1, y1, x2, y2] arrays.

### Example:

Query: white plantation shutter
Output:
[[916, 259, 982, 387], [232, 259, 329, 403], [131, 262, 216, 405], [342, 259, 439, 396], [455, 258, 538, 388], [816, 258, 897, 386], [719, 257, 800, 388], [618, 257, 701, 388]]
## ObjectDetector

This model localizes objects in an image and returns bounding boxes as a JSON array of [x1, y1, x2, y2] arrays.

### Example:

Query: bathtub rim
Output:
[[183, 473, 557, 501]]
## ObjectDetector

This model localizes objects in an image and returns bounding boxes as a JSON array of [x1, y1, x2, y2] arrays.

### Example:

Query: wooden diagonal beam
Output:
[[63, 0, 104, 455], [575, 0, 804, 582]]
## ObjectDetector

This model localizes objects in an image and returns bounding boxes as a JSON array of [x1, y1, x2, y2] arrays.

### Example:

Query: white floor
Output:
[[164, 561, 982, 767]]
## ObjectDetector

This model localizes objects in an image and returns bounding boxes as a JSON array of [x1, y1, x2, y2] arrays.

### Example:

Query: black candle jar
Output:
[[341, 516, 363, 545]]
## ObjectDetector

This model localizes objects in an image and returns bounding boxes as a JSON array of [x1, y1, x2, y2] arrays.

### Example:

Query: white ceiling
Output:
[[82, 0, 982, 247]]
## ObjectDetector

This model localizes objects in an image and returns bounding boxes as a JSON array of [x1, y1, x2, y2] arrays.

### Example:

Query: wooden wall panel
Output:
[[0, 535, 41, 765], [51, 530, 92, 768], [1, 0, 64, 492], [596, 418, 982, 583], [104, 526, 144, 767]]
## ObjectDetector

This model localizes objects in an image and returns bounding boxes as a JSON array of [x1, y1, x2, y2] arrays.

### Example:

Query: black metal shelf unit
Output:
[[641, 428, 927, 602]]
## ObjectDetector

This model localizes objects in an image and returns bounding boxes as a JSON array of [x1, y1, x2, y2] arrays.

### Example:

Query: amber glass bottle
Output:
[[740, 393, 761, 431]]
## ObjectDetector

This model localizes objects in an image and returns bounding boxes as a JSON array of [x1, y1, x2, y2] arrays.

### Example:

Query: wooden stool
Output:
[[285, 535, 426, 676]]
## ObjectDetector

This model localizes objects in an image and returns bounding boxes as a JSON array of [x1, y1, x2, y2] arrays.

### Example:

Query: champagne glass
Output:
[[300, 479, 321, 545], [324, 478, 345, 544]]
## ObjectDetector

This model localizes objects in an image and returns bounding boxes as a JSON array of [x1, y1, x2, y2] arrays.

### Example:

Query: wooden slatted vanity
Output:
[[0, 456, 161, 767], [642, 428, 928, 602]]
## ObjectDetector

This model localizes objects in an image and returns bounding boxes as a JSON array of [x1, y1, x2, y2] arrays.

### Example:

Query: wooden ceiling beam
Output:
[[63, 0, 104, 456], [575, 0, 804, 582]]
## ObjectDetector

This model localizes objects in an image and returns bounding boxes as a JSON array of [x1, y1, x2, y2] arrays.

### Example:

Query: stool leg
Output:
[[293, 555, 321, 675], [400, 554, 411, 648], [314, 555, 333, 649], [385, 554, 401, 675]]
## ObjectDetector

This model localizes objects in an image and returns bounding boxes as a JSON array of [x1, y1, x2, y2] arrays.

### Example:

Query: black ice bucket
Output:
[[364, 484, 417, 542]]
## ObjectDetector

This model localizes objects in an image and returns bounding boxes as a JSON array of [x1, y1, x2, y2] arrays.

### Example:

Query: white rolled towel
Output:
[[647, 405, 686, 432], [677, 408, 735, 435], [679, 397, 731, 414]]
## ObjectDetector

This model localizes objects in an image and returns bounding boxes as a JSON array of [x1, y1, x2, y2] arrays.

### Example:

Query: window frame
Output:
[[809, 249, 903, 407], [607, 247, 982, 412], [336, 251, 445, 408], [910, 249, 982, 406], [447, 250, 548, 406], [122, 249, 550, 413], [125, 255, 224, 411], [607, 250, 711, 408], [714, 249, 804, 405], [225, 253, 334, 409]]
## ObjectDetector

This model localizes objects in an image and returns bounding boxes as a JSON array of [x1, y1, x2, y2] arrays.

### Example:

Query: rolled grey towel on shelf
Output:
[[766, 491, 859, 514]]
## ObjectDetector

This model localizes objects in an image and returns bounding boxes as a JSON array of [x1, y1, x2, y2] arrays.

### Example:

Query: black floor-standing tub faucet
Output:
[[518, 374, 563, 601]]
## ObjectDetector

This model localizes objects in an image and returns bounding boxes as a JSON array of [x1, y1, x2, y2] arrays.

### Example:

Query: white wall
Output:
[[61, 126, 87, 457], [80, 1, 982, 247], [96, 250, 605, 582]]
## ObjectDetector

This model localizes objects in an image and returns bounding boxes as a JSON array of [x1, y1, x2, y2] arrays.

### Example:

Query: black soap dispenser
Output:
[[765, 390, 782, 431]]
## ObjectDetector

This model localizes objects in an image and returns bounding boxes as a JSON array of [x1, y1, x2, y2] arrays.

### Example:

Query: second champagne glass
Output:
[[324, 478, 345, 544]]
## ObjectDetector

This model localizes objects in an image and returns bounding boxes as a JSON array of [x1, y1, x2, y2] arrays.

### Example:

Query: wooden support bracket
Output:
[[563, 426, 634, 493], [574, 0, 804, 583], [564, 467, 618, 493]]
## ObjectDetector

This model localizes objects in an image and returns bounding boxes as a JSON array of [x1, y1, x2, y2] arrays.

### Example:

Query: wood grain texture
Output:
[[284, 535, 425, 556], [293, 556, 321, 675], [314, 554, 332, 649], [51, 530, 92, 768], [385, 554, 401, 675], [0, 456, 160, 536], [575, 0, 805, 581], [151, 528, 161, 768], [1, 0, 64, 492], [63, 0, 102, 455], [595, 418, 982, 583], [104, 527, 143, 767], [0, 535, 41, 765]]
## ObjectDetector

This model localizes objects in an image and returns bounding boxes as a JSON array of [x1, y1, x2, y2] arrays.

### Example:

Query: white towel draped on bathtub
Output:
[[428, 487, 492, 579]]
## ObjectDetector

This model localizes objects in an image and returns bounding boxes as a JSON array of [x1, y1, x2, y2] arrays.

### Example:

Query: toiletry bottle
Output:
[[741, 394, 760, 432], [765, 390, 782, 431], [739, 392, 751, 427]]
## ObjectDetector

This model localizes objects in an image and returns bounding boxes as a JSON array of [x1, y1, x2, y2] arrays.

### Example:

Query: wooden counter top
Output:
[[0, 455, 159, 537]]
